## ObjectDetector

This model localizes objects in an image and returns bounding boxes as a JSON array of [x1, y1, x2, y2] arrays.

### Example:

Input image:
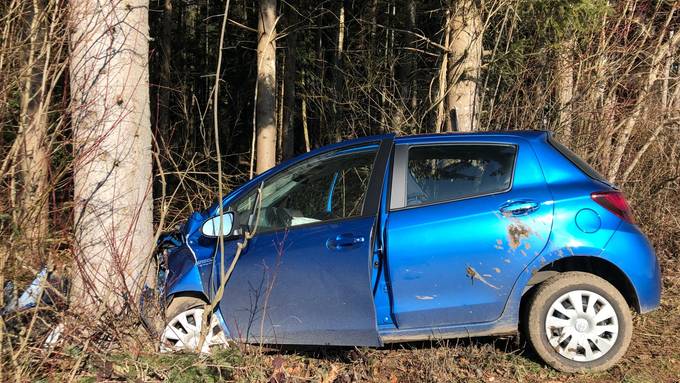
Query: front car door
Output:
[[386, 137, 553, 329], [213, 137, 393, 346]]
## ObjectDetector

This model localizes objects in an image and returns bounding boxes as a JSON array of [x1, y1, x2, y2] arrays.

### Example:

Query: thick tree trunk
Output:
[[69, 0, 153, 309], [555, 39, 574, 144], [445, 0, 482, 132], [255, 0, 277, 174]]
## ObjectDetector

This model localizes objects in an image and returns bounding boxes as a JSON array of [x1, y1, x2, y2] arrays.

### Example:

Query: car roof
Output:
[[393, 130, 548, 144]]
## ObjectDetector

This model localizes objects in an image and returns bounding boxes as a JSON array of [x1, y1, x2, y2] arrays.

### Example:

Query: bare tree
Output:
[[17, 0, 50, 255], [555, 39, 574, 144], [255, 0, 277, 174], [282, 7, 297, 160], [69, 0, 153, 308], [445, 0, 482, 132], [158, 0, 174, 132]]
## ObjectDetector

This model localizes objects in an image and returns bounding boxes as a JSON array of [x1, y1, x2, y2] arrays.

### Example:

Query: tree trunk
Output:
[[434, 10, 451, 133], [158, 0, 174, 132], [608, 27, 680, 182], [69, 0, 154, 309], [301, 69, 311, 152], [406, 0, 417, 112], [282, 9, 297, 160], [18, 0, 49, 255], [255, 0, 277, 174], [331, 0, 346, 142], [445, 0, 482, 132], [555, 39, 574, 144]]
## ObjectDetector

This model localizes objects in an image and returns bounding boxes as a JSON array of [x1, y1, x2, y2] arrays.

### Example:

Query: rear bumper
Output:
[[601, 222, 662, 313]]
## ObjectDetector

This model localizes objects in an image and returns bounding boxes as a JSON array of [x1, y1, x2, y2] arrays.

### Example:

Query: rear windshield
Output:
[[548, 136, 609, 183]]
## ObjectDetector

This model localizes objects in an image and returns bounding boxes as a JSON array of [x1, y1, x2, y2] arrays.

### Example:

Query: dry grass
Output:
[[4, 247, 676, 382]]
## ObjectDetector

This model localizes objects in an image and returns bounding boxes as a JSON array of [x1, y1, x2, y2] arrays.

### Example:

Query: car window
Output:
[[548, 135, 610, 184], [406, 145, 516, 207], [230, 144, 379, 233]]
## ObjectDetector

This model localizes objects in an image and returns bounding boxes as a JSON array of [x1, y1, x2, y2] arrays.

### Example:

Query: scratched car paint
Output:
[[156, 131, 661, 372]]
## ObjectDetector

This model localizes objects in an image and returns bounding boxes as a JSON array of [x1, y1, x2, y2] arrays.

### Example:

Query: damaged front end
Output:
[[140, 210, 218, 334]]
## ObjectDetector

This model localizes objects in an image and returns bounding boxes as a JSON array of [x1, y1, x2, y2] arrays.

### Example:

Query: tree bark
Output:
[[555, 39, 574, 144], [301, 69, 311, 152], [331, 0, 346, 142], [158, 0, 174, 132], [406, 0, 417, 111], [445, 0, 482, 132], [255, 0, 277, 174], [69, 0, 154, 309], [434, 10, 451, 133], [18, 0, 49, 254], [282, 9, 297, 160]]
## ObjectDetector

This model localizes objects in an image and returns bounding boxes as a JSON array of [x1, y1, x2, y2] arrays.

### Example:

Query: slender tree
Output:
[[282, 7, 297, 160], [17, 0, 50, 254], [255, 0, 278, 174], [158, 0, 174, 132], [434, 9, 451, 133], [445, 0, 482, 132], [555, 38, 574, 143]]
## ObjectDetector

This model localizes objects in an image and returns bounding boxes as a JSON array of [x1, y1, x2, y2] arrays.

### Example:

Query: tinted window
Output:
[[230, 145, 378, 233], [548, 136, 609, 183], [406, 145, 516, 206]]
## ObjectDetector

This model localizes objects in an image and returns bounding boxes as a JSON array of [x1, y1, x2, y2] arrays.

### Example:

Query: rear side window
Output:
[[548, 137, 608, 183], [405, 145, 516, 207]]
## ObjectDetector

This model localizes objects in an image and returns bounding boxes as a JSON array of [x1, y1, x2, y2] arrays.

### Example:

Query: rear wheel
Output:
[[160, 296, 228, 353], [525, 272, 632, 372]]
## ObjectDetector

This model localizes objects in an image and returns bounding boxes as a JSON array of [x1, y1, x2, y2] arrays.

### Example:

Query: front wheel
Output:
[[524, 271, 633, 372], [160, 296, 229, 353]]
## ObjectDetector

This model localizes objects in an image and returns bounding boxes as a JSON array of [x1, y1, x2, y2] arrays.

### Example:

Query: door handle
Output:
[[499, 200, 539, 216], [326, 233, 365, 250]]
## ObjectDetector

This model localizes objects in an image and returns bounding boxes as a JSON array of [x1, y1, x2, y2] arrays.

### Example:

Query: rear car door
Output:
[[386, 138, 553, 329], [213, 138, 392, 346]]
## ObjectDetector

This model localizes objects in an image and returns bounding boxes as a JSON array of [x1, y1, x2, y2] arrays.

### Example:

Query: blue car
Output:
[[156, 131, 661, 372]]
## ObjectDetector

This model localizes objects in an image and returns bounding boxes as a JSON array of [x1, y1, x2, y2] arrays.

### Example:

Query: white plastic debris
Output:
[[17, 268, 47, 309], [44, 322, 64, 348]]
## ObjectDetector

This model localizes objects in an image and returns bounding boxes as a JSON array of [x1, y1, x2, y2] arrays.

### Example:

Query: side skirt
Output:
[[379, 319, 517, 343]]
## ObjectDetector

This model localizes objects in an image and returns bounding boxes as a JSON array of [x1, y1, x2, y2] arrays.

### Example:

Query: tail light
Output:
[[591, 191, 635, 223]]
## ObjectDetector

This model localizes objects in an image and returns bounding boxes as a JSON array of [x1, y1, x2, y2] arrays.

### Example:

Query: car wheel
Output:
[[160, 296, 229, 353], [525, 271, 632, 372]]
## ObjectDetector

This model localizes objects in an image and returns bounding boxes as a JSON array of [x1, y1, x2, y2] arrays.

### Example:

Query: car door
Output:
[[212, 138, 392, 346], [385, 139, 553, 329]]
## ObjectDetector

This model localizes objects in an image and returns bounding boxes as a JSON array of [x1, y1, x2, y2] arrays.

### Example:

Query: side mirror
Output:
[[201, 212, 235, 238]]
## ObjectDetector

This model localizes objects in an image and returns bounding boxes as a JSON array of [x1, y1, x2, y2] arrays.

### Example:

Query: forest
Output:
[[0, 0, 679, 381]]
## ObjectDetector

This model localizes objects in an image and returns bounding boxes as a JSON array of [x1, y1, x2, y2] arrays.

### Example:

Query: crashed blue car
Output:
[[157, 131, 661, 372]]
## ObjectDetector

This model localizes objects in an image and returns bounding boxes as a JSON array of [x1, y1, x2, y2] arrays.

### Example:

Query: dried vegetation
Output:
[[1, 0, 679, 381]]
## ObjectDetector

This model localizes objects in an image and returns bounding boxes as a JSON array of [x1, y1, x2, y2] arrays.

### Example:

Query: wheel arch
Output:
[[167, 291, 209, 306], [524, 256, 640, 313]]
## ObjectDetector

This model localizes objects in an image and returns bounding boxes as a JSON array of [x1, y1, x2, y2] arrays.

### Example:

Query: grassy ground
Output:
[[57, 256, 679, 383]]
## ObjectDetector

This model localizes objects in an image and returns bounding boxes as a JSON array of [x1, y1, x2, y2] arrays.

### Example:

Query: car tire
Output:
[[524, 271, 633, 372], [160, 296, 228, 353]]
